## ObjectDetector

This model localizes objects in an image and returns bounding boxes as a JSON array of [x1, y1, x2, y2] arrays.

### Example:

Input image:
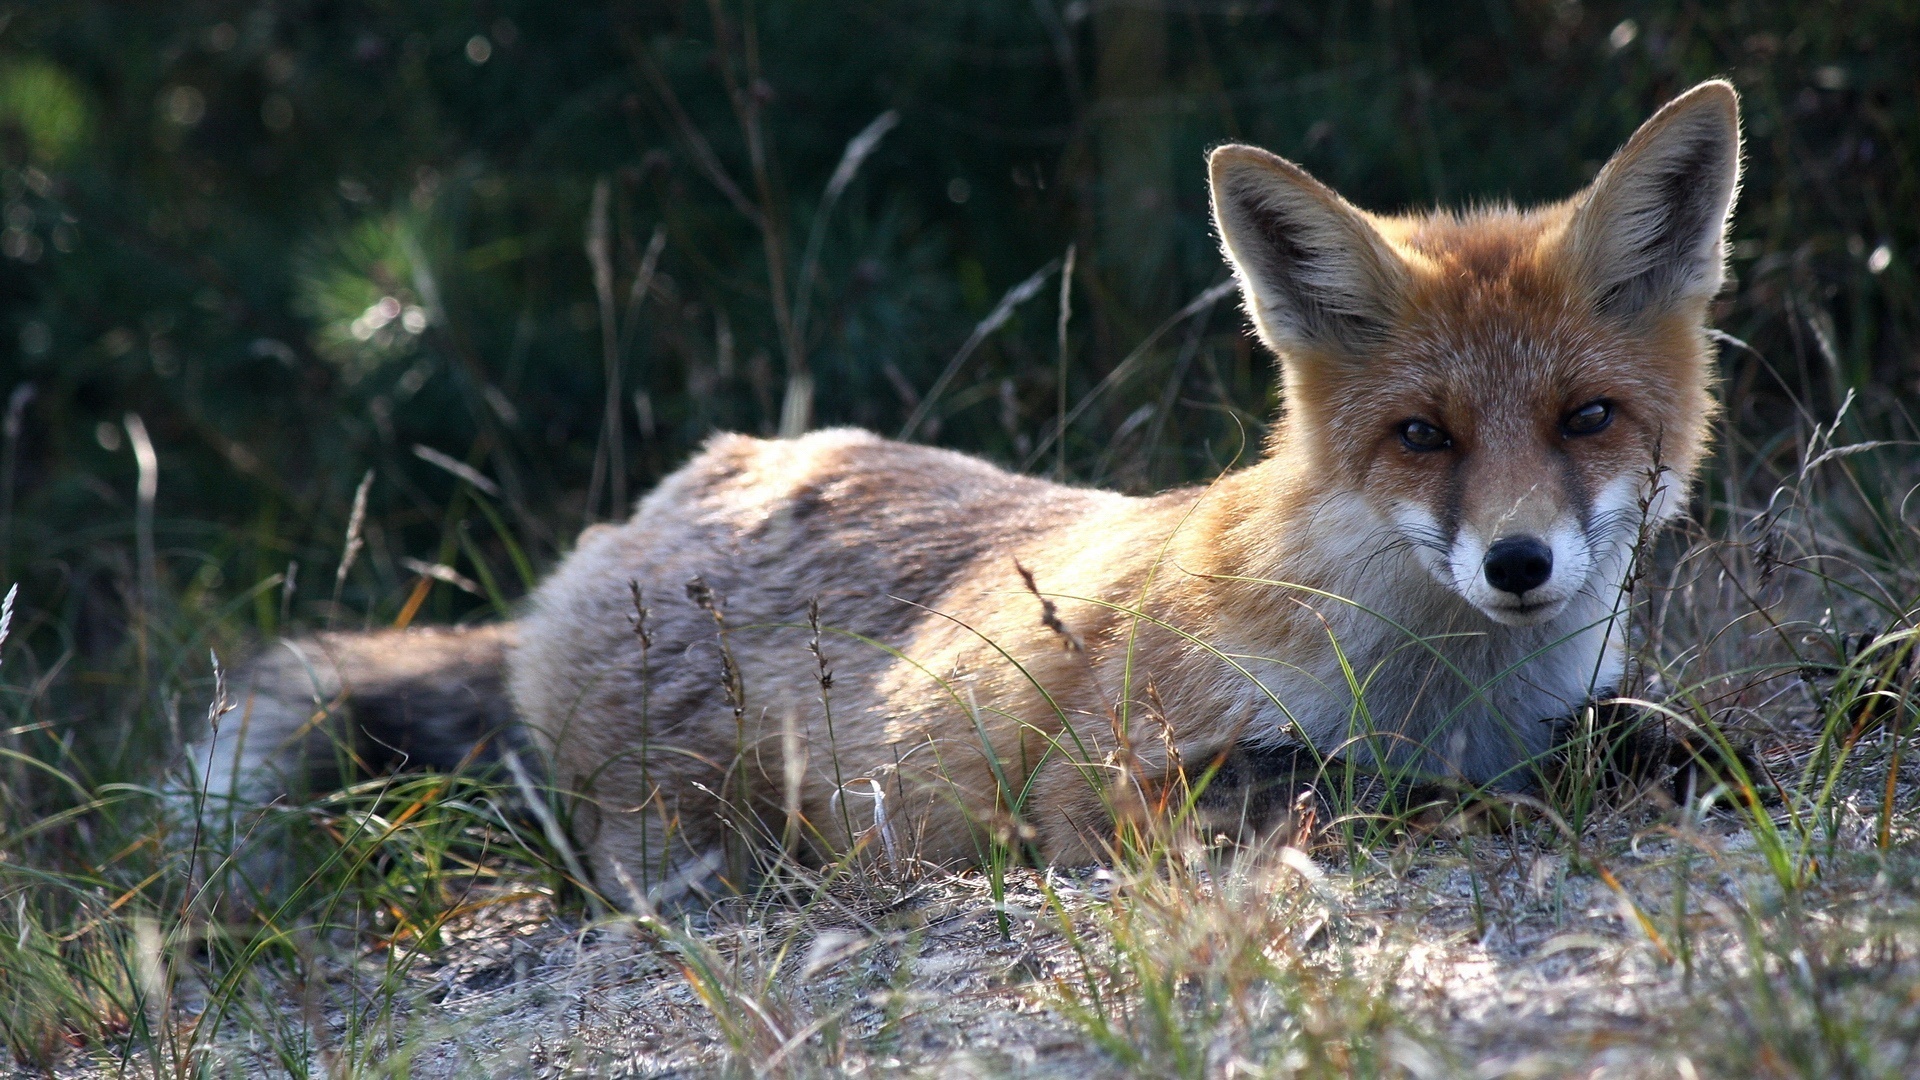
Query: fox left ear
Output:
[[1567, 80, 1743, 322], [1209, 145, 1409, 361]]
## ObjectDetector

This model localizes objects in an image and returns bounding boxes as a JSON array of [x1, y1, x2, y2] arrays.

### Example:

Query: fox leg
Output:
[[561, 759, 756, 912], [585, 813, 727, 913]]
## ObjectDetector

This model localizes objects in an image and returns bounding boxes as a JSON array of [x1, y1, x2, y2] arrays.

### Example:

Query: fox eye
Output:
[[1398, 419, 1451, 452], [1564, 400, 1614, 436]]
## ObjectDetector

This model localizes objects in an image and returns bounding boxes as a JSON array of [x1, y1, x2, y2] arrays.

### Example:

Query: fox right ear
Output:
[[1209, 145, 1408, 360], [1566, 81, 1742, 322]]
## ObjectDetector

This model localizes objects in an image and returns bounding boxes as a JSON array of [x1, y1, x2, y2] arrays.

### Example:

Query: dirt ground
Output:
[[152, 814, 1866, 1077]]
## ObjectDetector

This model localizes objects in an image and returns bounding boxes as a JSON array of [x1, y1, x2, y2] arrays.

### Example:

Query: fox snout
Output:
[[1450, 518, 1600, 626], [1482, 536, 1553, 596]]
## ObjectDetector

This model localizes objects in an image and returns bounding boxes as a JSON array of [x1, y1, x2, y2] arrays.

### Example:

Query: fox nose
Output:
[[1483, 536, 1553, 596]]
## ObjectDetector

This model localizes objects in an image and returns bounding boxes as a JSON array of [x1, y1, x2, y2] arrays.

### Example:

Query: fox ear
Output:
[[1209, 145, 1408, 359], [1567, 80, 1742, 322]]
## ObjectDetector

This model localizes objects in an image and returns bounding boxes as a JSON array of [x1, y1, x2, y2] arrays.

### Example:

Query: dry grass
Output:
[[10, 405, 1920, 1079]]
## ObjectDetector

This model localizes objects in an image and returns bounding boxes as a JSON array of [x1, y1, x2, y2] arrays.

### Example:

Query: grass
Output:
[[4, 333, 1919, 1078], [16, 335, 1920, 1078]]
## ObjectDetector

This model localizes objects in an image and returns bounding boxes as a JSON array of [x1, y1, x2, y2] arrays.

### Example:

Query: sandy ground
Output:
[[50, 727, 1920, 1078], [232, 817, 1792, 1077]]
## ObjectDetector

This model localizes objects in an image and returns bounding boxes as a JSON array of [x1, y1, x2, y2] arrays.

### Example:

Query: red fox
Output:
[[195, 82, 1740, 908]]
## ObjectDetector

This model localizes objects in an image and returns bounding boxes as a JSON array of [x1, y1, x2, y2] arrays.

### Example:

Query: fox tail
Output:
[[190, 622, 521, 808]]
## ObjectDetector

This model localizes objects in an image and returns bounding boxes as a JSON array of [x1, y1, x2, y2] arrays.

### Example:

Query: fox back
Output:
[[197, 83, 1740, 910]]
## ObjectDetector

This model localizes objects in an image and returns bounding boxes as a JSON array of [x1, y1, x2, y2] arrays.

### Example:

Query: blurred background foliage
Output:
[[0, 0, 1913, 756]]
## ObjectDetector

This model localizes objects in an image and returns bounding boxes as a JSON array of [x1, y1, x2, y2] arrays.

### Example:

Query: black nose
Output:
[[1483, 536, 1553, 596]]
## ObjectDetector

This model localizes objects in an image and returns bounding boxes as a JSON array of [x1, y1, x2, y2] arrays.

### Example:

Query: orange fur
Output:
[[505, 83, 1742, 905], [198, 84, 1744, 910]]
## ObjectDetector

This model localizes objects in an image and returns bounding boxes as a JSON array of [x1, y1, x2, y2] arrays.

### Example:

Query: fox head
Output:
[[1210, 81, 1740, 627]]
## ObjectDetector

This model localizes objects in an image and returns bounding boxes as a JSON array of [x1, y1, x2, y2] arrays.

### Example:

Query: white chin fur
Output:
[[1473, 595, 1574, 627]]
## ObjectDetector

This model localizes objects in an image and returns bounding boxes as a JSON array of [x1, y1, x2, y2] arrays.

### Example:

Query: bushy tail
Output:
[[191, 623, 520, 807]]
